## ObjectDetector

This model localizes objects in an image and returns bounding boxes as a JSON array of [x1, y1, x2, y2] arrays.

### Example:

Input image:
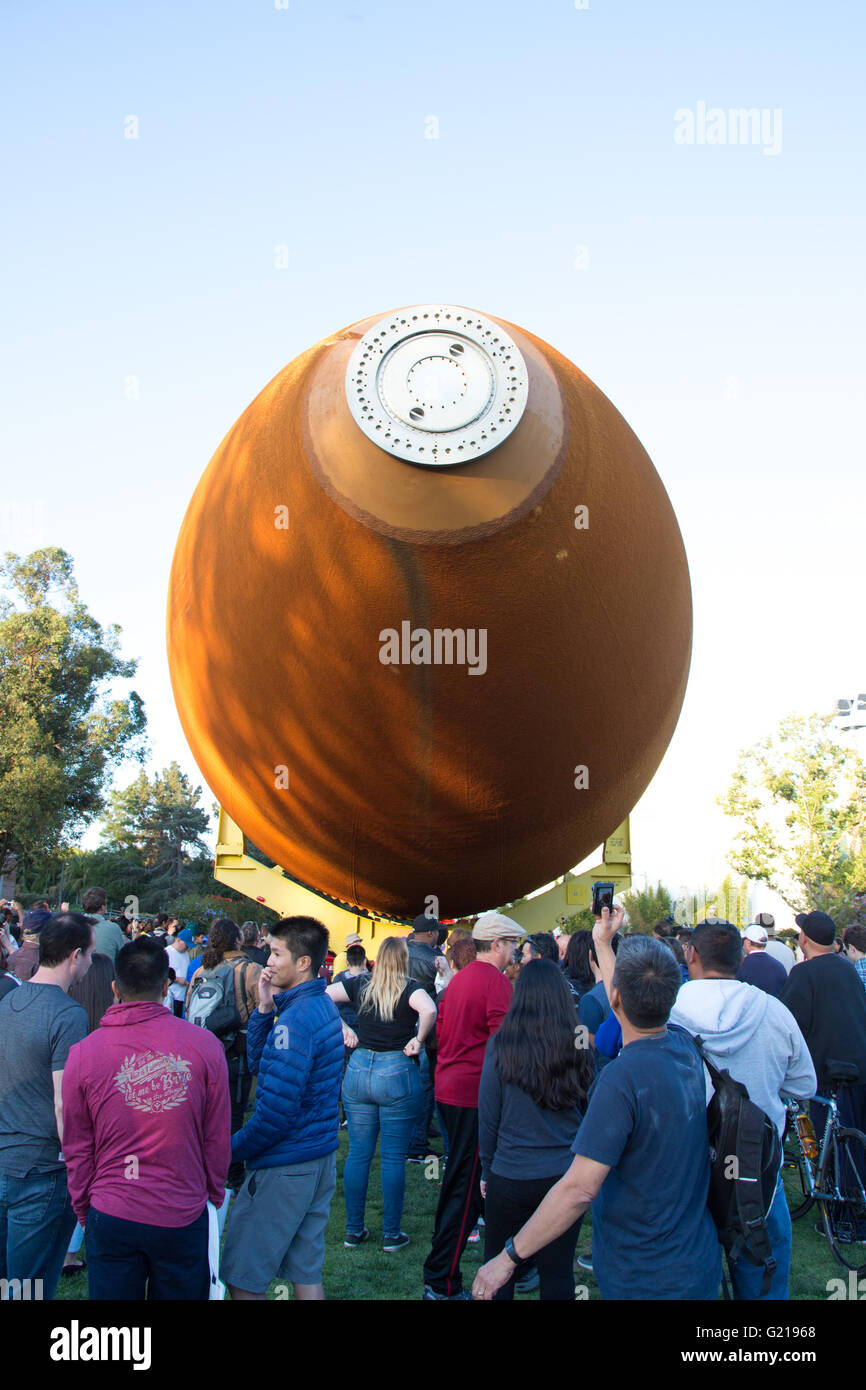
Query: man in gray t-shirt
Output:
[[81, 886, 126, 962], [0, 984, 88, 1174], [0, 913, 93, 1298], [753, 913, 796, 974]]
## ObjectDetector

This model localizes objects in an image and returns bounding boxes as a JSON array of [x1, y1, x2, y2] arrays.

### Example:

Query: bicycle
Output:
[[782, 1060, 866, 1276]]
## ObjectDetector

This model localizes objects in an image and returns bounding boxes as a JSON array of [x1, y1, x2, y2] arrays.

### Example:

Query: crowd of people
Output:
[[1, 887, 865, 1302]]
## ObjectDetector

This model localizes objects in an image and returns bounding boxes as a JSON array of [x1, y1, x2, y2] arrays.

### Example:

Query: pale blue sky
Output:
[[2, 1, 864, 916]]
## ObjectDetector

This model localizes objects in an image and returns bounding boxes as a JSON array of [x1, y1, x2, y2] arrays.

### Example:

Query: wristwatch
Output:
[[504, 1236, 522, 1266]]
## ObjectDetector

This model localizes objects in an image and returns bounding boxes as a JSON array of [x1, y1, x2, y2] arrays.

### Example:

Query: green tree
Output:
[[101, 762, 211, 908], [0, 548, 147, 884], [718, 712, 866, 926], [620, 881, 673, 931], [24, 845, 147, 911], [555, 907, 595, 934]]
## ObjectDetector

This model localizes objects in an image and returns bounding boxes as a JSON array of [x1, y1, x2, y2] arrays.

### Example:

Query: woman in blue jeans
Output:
[[326, 937, 436, 1251]]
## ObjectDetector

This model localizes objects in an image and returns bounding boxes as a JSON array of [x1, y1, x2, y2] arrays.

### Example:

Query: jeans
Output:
[[728, 1174, 791, 1300], [409, 1045, 436, 1155], [85, 1206, 209, 1300], [0, 1168, 77, 1300], [342, 1049, 423, 1238]]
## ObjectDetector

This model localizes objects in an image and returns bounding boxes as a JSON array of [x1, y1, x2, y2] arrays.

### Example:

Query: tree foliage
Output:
[[26, 845, 146, 909], [0, 548, 147, 881], [555, 907, 595, 934], [167, 891, 279, 931], [719, 713, 866, 926], [620, 881, 673, 931], [100, 762, 213, 907]]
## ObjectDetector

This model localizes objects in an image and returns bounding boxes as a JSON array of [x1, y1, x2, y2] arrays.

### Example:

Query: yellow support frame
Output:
[[213, 807, 632, 953], [213, 807, 408, 962], [497, 819, 632, 933]]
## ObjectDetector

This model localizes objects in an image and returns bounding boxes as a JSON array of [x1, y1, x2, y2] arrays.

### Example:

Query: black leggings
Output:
[[227, 1049, 253, 1190], [483, 1170, 583, 1301]]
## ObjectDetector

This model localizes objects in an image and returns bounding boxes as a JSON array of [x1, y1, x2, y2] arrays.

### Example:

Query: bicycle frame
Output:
[[783, 1092, 836, 1201]]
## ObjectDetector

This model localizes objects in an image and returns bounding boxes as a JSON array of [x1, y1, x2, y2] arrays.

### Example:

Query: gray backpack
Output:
[[187, 962, 244, 1046]]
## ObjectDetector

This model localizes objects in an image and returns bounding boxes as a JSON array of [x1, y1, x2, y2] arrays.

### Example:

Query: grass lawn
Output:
[[54, 1131, 847, 1301]]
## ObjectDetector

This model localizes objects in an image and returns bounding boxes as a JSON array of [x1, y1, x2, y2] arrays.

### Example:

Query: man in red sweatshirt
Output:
[[422, 910, 524, 1300], [62, 935, 231, 1300]]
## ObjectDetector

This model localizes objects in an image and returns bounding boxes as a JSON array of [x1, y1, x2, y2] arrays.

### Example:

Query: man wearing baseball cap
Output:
[[780, 910, 866, 1195], [10, 909, 52, 982], [737, 925, 787, 998], [754, 912, 795, 975], [407, 913, 446, 1162], [422, 910, 525, 1300], [330, 932, 365, 978]]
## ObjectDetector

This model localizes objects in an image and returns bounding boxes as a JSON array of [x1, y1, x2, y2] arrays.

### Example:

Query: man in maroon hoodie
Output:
[[62, 935, 231, 1300]]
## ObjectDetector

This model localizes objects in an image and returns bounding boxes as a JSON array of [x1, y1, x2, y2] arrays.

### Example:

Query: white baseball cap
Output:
[[743, 925, 768, 946]]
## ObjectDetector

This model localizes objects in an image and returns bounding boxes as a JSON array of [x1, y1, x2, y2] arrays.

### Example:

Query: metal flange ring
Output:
[[345, 304, 529, 467]]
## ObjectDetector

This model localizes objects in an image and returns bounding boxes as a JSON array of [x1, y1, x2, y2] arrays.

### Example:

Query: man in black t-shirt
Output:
[[407, 914, 445, 1161], [780, 908, 866, 1237]]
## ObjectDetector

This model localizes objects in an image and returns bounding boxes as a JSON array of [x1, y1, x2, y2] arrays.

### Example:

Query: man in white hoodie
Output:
[[670, 919, 816, 1301]]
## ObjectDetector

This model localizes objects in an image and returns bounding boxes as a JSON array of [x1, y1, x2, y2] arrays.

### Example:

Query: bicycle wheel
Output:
[[821, 1126, 866, 1275], [781, 1124, 815, 1220]]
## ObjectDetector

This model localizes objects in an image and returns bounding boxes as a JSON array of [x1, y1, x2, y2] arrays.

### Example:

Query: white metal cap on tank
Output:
[[345, 304, 529, 466]]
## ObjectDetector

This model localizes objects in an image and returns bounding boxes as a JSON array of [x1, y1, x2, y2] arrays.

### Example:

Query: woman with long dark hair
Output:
[[478, 958, 593, 1299], [563, 930, 596, 999], [68, 951, 115, 1033]]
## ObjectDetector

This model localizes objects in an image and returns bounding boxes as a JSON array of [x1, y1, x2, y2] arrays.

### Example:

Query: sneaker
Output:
[[344, 1228, 370, 1247], [422, 1284, 474, 1300], [383, 1232, 410, 1252], [515, 1266, 539, 1293], [407, 1150, 440, 1164], [467, 1225, 481, 1244], [339, 1119, 348, 1130], [576, 1253, 594, 1272]]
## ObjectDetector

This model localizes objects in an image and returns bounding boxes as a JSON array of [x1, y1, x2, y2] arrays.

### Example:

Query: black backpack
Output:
[[677, 1028, 781, 1297]]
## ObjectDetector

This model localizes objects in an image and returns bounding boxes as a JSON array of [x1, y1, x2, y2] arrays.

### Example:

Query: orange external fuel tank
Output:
[[167, 304, 691, 921]]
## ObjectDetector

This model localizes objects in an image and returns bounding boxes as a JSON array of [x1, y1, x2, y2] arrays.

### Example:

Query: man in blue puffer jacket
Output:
[[221, 916, 344, 1300]]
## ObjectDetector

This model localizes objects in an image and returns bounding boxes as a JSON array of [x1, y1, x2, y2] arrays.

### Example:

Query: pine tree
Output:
[[100, 762, 211, 906]]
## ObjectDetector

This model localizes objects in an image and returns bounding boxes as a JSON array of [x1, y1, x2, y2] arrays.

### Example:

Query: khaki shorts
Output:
[[220, 1152, 337, 1293]]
